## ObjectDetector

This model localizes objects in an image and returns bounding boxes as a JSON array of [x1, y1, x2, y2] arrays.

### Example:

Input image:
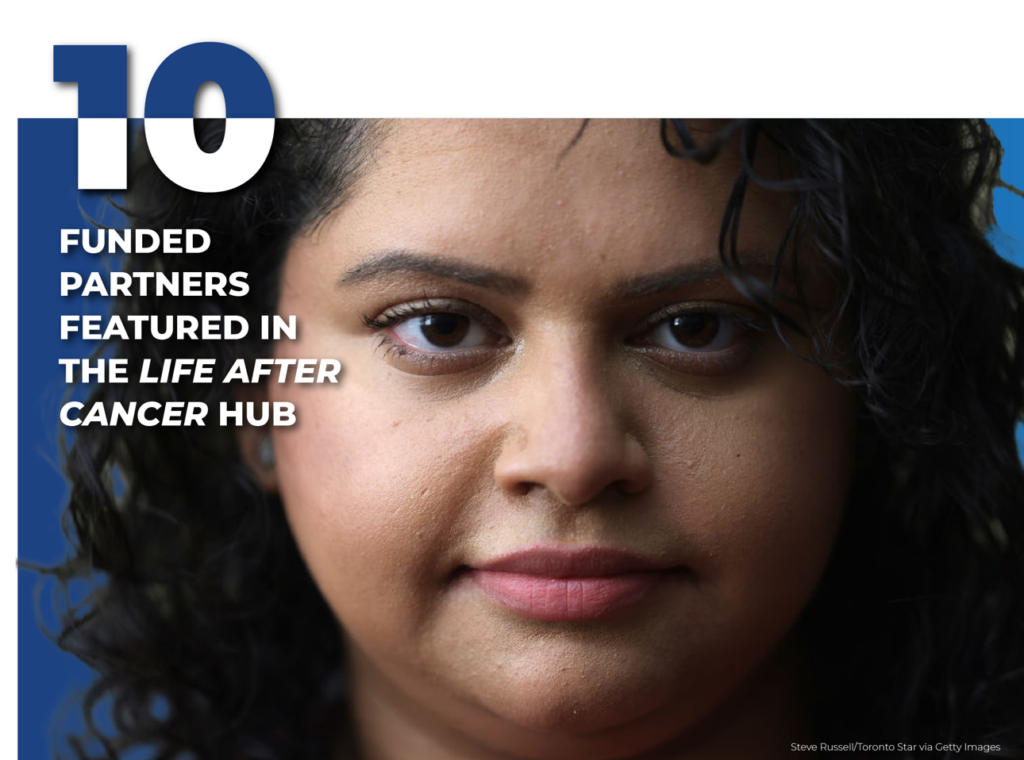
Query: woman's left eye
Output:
[[631, 308, 766, 375], [645, 313, 742, 353]]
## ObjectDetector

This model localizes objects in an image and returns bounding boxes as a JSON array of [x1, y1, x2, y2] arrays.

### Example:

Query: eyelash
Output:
[[361, 298, 768, 377]]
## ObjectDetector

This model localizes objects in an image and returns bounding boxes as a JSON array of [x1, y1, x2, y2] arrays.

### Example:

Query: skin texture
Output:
[[265, 120, 857, 759]]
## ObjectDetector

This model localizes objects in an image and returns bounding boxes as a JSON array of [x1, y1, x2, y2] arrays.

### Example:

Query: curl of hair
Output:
[[40, 119, 1024, 759]]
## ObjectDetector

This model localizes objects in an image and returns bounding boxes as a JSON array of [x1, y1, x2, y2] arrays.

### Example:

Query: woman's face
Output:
[[270, 120, 856, 758]]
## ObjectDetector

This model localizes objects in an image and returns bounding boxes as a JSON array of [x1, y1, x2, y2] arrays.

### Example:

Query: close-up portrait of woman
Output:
[[35, 119, 1024, 759]]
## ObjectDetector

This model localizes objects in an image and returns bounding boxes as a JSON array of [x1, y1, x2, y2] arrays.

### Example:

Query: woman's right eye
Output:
[[362, 301, 509, 375], [390, 313, 502, 352]]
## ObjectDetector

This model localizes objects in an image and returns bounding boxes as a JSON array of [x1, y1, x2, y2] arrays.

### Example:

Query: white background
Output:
[[3, 1, 1023, 755]]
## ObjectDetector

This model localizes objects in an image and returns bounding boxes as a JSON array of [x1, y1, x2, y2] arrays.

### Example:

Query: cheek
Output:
[[268, 377, 493, 642], [651, 356, 855, 641]]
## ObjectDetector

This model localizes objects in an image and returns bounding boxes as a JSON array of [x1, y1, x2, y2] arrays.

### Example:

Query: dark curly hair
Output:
[[39, 119, 1024, 759]]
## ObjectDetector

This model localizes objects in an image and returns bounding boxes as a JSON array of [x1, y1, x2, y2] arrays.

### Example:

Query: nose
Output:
[[493, 347, 654, 506]]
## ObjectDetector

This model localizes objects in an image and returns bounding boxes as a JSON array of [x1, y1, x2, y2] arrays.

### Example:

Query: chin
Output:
[[475, 654, 688, 737], [469, 681, 697, 760]]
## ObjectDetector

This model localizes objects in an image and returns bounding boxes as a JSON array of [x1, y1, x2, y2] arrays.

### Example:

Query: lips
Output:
[[468, 546, 678, 622]]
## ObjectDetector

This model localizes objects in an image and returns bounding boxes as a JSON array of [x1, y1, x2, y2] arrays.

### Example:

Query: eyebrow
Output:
[[339, 250, 528, 296], [339, 249, 783, 299], [615, 257, 782, 299]]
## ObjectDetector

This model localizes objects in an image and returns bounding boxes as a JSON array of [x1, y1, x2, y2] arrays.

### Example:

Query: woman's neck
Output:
[[343, 638, 812, 760]]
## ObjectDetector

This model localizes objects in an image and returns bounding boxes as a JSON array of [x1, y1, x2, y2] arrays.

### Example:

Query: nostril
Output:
[[614, 477, 649, 496]]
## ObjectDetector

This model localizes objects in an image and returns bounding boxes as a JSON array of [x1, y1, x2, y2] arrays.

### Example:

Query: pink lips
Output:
[[469, 546, 675, 622]]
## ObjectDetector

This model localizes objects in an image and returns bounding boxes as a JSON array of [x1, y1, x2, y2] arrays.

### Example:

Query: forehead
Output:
[[311, 119, 794, 282]]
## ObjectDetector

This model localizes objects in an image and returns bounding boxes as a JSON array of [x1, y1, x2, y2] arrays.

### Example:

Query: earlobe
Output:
[[258, 435, 276, 469], [238, 424, 279, 493], [235, 380, 280, 492]]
